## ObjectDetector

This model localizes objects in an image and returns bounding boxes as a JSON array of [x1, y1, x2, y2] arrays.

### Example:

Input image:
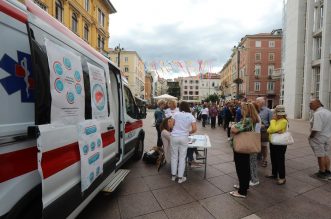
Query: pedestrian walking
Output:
[[230, 102, 260, 198], [154, 100, 166, 147], [171, 101, 197, 183], [308, 99, 331, 180], [266, 105, 288, 185], [218, 105, 224, 127], [210, 102, 218, 129], [224, 103, 235, 140], [201, 104, 209, 127], [256, 97, 273, 167]]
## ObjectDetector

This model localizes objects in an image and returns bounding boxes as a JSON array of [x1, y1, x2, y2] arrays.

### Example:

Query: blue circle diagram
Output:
[[97, 138, 102, 147], [74, 70, 81, 82], [90, 141, 96, 151], [75, 83, 82, 95], [53, 62, 63, 75], [54, 78, 64, 93], [92, 84, 106, 111], [66, 91, 75, 104], [83, 145, 89, 155], [89, 172, 94, 183], [63, 57, 72, 70]]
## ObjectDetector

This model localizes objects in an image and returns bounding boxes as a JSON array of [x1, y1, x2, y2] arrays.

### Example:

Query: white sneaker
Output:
[[249, 180, 260, 186], [178, 177, 187, 184], [227, 137, 231, 141], [171, 175, 176, 181]]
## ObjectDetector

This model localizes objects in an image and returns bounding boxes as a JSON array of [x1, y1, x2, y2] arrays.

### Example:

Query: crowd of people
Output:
[[153, 97, 331, 198]]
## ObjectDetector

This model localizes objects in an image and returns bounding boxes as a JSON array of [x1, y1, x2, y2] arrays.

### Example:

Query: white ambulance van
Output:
[[0, 0, 146, 218]]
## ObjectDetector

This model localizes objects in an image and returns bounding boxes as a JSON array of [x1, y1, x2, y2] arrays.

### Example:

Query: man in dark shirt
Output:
[[154, 100, 166, 147]]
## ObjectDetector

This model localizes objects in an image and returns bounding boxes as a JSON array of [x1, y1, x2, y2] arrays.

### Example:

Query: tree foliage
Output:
[[203, 93, 220, 103]]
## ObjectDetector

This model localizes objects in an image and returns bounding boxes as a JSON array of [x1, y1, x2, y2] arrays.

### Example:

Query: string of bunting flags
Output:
[[145, 59, 217, 78]]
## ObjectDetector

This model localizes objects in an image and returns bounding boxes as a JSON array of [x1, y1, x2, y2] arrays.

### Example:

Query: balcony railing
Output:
[[267, 90, 275, 95], [272, 69, 282, 79]]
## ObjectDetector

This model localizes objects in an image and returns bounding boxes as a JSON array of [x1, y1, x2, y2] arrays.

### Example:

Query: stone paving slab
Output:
[[78, 112, 331, 219]]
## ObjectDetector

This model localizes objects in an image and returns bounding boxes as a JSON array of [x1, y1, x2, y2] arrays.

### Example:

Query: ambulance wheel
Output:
[[134, 138, 144, 160]]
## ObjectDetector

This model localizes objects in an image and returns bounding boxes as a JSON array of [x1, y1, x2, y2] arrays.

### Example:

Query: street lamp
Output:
[[114, 44, 124, 68], [233, 45, 245, 99]]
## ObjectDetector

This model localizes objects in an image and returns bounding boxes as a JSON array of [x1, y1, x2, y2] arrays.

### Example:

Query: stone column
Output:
[[319, 0, 331, 109], [302, 0, 315, 120]]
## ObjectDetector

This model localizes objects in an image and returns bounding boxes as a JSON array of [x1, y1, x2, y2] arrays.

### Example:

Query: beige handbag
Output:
[[233, 131, 261, 154]]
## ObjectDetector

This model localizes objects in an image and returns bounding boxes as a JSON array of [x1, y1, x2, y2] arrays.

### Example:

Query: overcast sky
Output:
[[108, 0, 283, 78]]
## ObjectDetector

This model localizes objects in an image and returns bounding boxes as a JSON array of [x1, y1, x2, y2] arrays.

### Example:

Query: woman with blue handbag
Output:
[[266, 105, 288, 185]]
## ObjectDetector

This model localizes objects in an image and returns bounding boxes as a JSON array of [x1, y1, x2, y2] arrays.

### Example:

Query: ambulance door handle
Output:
[[107, 125, 114, 130]]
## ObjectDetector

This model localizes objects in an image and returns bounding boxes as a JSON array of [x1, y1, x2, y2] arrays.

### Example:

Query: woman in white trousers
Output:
[[171, 101, 197, 183]]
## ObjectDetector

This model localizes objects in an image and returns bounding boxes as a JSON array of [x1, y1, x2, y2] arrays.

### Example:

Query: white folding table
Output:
[[187, 135, 212, 179]]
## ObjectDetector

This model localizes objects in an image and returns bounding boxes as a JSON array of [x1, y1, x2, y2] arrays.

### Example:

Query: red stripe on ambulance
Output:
[[0, 0, 27, 23], [0, 146, 37, 183], [125, 120, 143, 133], [0, 130, 116, 182]]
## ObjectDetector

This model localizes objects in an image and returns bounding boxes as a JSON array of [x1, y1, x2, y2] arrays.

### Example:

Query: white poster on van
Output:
[[77, 120, 103, 192], [87, 63, 108, 119], [45, 39, 85, 125]]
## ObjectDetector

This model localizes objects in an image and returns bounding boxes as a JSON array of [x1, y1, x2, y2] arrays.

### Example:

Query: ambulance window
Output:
[[124, 86, 136, 118]]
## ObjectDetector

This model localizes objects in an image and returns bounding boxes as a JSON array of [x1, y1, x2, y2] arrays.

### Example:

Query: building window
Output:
[[98, 35, 104, 50], [267, 82, 275, 91], [268, 53, 275, 61], [315, 37, 322, 59], [255, 40, 261, 47], [124, 67, 129, 72], [55, 0, 63, 22], [84, 23, 89, 41], [184, 86, 187, 89], [254, 82, 260, 91], [183, 96, 188, 100], [255, 53, 261, 61], [319, 5, 324, 29], [313, 67, 320, 99], [125, 57, 128, 62], [254, 65, 261, 77], [195, 86, 198, 89], [268, 65, 274, 76], [196, 80, 199, 83], [84, 0, 89, 11], [190, 80, 193, 84], [189, 91, 193, 95], [34, 0, 48, 11], [184, 91, 187, 95], [201, 83, 204, 87], [195, 91, 199, 95], [269, 40, 275, 48], [98, 9, 105, 27], [71, 12, 78, 33]]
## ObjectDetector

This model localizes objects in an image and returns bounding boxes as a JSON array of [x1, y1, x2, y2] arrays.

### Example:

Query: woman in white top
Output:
[[160, 117, 174, 163], [165, 99, 179, 118], [171, 101, 197, 183], [201, 105, 209, 127]]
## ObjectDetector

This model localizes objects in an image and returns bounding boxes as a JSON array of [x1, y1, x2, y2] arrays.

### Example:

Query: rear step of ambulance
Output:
[[103, 169, 130, 192]]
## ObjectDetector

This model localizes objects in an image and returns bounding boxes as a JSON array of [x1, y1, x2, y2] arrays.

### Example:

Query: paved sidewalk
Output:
[[78, 112, 331, 219]]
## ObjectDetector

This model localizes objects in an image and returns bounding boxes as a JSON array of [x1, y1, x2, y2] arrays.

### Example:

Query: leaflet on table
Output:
[[45, 39, 85, 125], [87, 63, 108, 119], [189, 135, 207, 146], [77, 120, 103, 192]]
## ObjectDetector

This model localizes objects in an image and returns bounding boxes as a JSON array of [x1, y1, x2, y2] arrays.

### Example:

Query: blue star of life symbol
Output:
[[0, 51, 34, 102]]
